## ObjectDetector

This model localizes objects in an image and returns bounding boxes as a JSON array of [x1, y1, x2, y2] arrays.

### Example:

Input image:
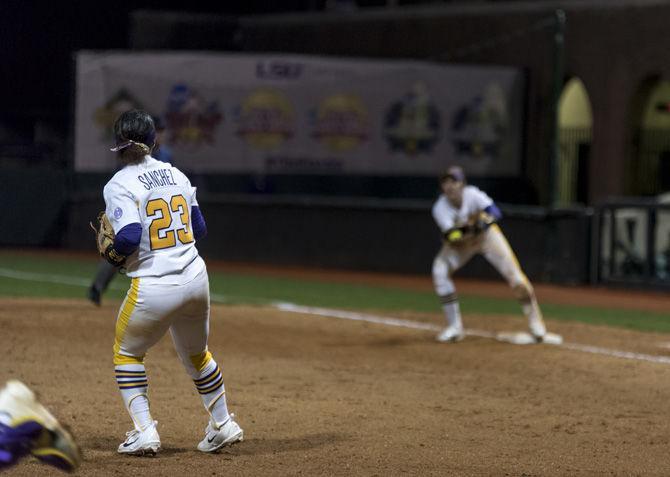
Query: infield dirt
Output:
[[2, 287, 670, 476]]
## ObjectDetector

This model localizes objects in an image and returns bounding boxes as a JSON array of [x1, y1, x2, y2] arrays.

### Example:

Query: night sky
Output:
[[0, 0, 422, 133], [0, 2, 332, 122]]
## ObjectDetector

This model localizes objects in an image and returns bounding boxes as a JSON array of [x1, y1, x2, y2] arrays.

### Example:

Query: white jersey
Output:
[[104, 155, 200, 279], [431, 185, 494, 232]]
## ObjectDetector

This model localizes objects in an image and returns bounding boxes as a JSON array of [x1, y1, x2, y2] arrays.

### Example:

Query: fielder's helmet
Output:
[[111, 109, 156, 153]]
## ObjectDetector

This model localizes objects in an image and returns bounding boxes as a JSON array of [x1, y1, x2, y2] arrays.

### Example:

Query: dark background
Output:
[[0, 1, 415, 124], [2, 1, 665, 287]]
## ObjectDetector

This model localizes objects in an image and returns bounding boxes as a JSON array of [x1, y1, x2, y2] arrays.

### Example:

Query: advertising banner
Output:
[[75, 51, 524, 177]]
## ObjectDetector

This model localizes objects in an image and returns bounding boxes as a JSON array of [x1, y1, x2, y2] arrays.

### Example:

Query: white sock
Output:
[[128, 395, 152, 431], [115, 365, 153, 430], [521, 297, 543, 324], [441, 300, 462, 329], [193, 359, 230, 427]]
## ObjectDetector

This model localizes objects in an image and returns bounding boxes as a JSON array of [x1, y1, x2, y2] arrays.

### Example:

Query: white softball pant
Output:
[[113, 257, 211, 375], [432, 224, 529, 296]]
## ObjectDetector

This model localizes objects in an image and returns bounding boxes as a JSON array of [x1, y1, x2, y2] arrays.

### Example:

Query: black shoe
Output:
[[87, 286, 101, 306]]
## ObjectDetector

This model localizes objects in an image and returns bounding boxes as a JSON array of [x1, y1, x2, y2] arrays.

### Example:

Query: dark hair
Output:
[[112, 109, 156, 163], [153, 116, 166, 131]]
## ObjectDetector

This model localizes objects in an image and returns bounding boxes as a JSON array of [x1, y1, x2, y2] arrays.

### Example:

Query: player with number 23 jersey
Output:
[[102, 109, 243, 457]]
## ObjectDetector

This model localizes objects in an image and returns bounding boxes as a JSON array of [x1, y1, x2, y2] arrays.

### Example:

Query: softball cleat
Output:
[[197, 414, 243, 453], [117, 421, 160, 456], [436, 325, 465, 343]]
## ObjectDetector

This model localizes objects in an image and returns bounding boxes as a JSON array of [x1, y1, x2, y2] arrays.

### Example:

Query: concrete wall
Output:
[[0, 169, 69, 247], [64, 192, 592, 284]]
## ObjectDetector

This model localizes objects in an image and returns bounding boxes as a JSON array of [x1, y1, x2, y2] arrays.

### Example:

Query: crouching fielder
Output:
[[431, 166, 547, 343], [100, 110, 243, 456]]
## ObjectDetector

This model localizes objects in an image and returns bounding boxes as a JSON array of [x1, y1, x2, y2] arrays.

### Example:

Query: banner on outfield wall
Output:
[[75, 51, 525, 176]]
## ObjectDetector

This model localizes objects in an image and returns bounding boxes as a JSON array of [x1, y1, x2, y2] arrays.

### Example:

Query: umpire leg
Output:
[[88, 260, 118, 305]]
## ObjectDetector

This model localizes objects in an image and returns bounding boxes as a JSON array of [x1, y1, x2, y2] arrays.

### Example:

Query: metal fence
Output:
[[597, 200, 670, 287]]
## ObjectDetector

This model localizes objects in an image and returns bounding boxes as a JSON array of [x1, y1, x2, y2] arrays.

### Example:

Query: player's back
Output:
[[104, 156, 200, 279]]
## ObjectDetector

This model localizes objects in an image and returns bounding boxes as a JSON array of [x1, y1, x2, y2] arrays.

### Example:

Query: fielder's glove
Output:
[[90, 212, 126, 267], [443, 212, 496, 244], [444, 227, 466, 243]]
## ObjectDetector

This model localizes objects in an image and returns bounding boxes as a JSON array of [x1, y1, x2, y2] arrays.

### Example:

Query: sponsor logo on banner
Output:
[[164, 84, 223, 147], [235, 88, 295, 149], [383, 82, 441, 156], [94, 89, 145, 140], [310, 94, 369, 152], [256, 61, 304, 80], [450, 83, 508, 159]]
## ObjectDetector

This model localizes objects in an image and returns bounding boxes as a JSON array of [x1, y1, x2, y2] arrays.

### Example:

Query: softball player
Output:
[[431, 166, 547, 343], [87, 117, 172, 307], [102, 110, 242, 455]]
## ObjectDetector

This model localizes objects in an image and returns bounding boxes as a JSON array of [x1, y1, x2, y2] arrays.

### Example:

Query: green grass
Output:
[[1, 251, 669, 333]]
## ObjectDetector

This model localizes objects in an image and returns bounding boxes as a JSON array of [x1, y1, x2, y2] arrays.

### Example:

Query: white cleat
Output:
[[436, 325, 465, 343], [529, 318, 547, 343], [197, 414, 244, 453], [118, 421, 161, 456]]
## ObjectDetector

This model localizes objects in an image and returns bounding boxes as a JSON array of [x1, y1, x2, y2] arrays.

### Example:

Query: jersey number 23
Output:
[[146, 194, 195, 250]]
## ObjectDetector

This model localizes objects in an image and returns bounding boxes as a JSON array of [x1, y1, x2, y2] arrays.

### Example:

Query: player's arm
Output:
[[103, 182, 141, 266], [433, 199, 466, 243], [191, 206, 207, 240], [484, 203, 502, 221], [107, 223, 142, 265], [471, 188, 502, 232], [440, 206, 502, 243], [473, 203, 502, 232], [187, 179, 207, 240]]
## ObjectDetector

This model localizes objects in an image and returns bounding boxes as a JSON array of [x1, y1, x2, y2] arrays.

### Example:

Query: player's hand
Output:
[[474, 211, 495, 232]]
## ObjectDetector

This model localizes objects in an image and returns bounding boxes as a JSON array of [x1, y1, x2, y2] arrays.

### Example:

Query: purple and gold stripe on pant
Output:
[[193, 365, 223, 395], [115, 369, 148, 390]]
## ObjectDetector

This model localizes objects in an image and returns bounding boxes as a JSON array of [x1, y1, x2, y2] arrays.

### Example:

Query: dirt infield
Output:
[[3, 296, 670, 476]]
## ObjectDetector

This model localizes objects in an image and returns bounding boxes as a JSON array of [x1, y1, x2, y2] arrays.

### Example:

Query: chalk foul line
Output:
[[1, 267, 670, 366], [271, 302, 670, 366]]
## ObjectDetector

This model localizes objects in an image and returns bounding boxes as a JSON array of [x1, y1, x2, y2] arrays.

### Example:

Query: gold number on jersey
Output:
[[146, 199, 176, 250], [146, 194, 194, 250], [171, 195, 194, 245]]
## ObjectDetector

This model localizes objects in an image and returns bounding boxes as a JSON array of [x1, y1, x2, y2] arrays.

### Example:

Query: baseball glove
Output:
[[443, 211, 496, 244], [90, 212, 125, 266]]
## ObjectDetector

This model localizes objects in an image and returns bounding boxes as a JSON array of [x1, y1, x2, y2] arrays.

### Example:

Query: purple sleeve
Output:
[[484, 204, 502, 221], [113, 222, 142, 255], [192, 206, 207, 240]]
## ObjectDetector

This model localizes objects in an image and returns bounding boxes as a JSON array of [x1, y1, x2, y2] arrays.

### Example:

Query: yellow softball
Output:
[[447, 229, 463, 242]]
